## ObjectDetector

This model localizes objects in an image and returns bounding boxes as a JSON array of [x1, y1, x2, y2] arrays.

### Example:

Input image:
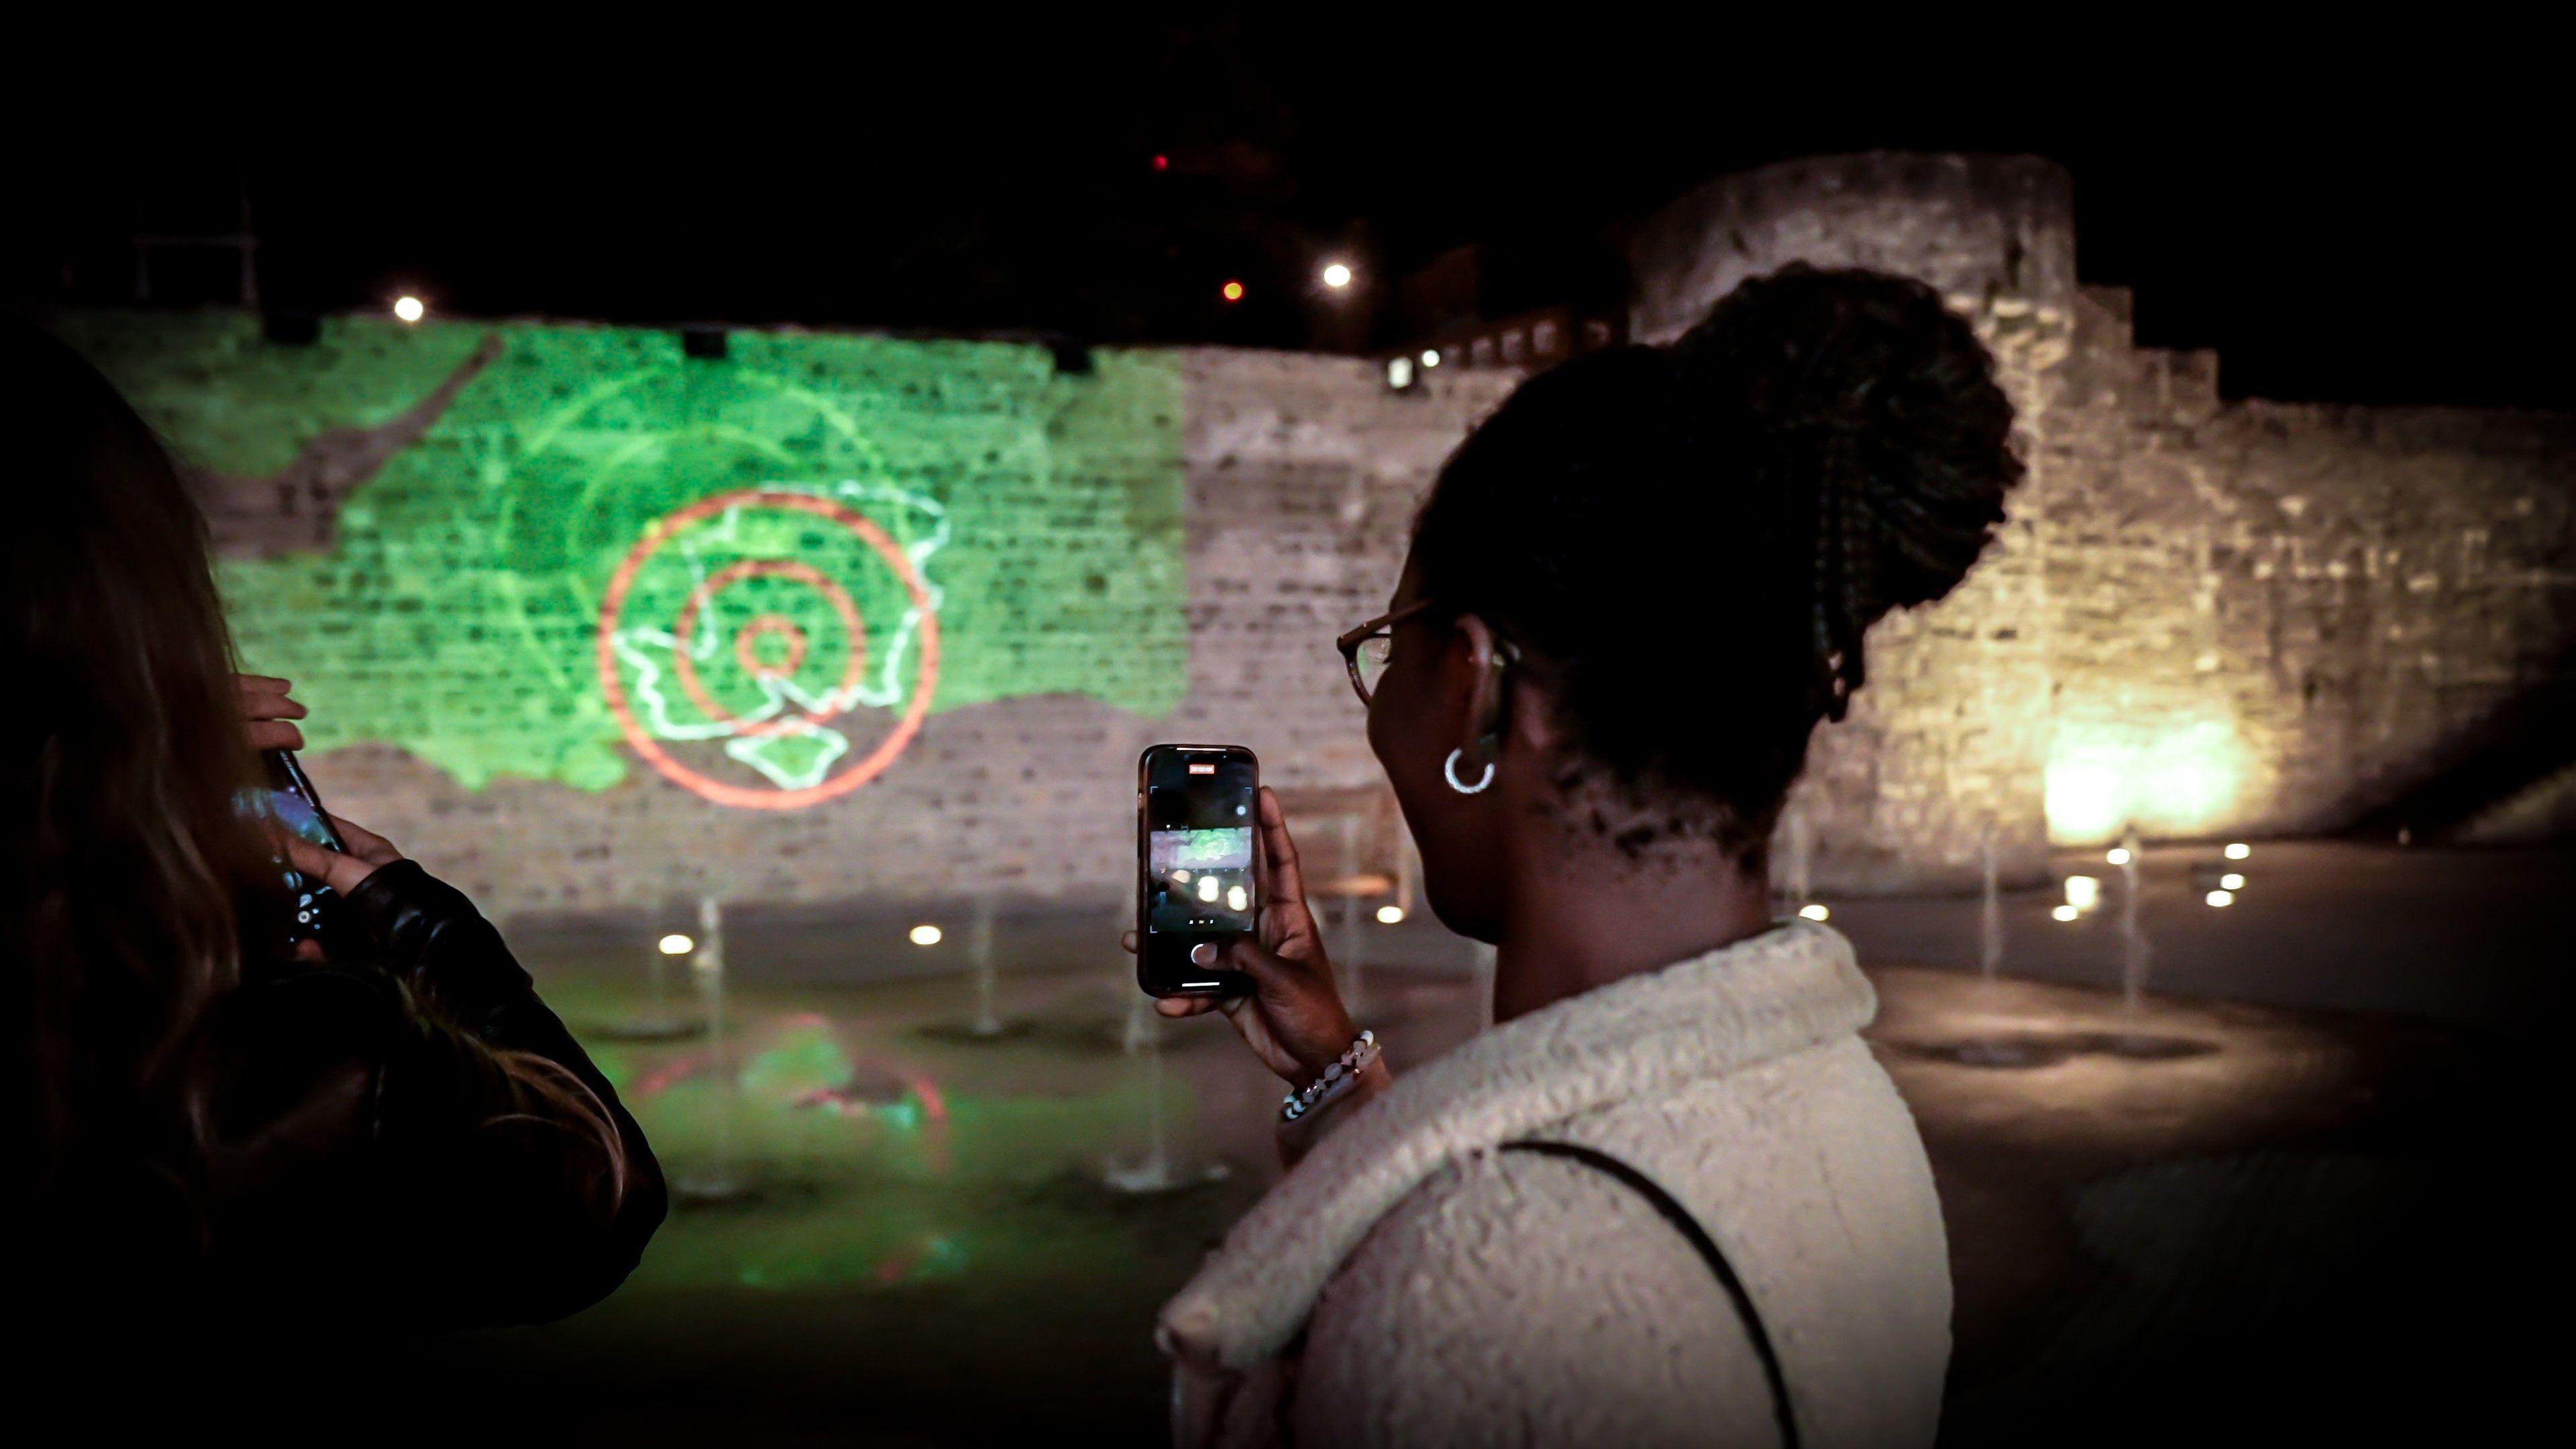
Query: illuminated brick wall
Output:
[[1631, 152, 2576, 871], [54, 148, 2573, 927], [62, 312, 1517, 917], [2043, 286, 2576, 843]]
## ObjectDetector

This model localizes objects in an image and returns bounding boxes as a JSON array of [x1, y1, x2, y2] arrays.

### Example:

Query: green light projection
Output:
[[57, 312, 1187, 803]]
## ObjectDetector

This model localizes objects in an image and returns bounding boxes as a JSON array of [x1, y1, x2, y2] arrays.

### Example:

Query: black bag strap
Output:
[[1504, 1140, 1801, 1449]]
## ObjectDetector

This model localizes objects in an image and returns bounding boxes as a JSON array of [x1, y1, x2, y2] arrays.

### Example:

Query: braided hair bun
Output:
[[1412, 263, 2023, 856]]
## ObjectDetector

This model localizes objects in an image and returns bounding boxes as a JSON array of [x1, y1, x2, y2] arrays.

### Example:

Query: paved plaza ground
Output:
[[338, 841, 2563, 1443]]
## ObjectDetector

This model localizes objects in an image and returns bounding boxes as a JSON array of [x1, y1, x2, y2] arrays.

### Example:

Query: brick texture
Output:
[[52, 151, 2575, 921]]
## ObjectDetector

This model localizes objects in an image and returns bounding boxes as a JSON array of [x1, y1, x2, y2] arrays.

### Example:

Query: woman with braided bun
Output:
[[1149, 265, 2024, 1448]]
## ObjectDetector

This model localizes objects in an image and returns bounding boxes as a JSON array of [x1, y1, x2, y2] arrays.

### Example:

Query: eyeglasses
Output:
[[1336, 600, 1440, 708], [1336, 600, 1520, 708]]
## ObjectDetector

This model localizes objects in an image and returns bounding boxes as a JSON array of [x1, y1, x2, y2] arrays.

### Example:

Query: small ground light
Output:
[[392, 295, 426, 323], [1221, 280, 1244, 303], [2051, 904, 2081, 922], [1386, 356, 1415, 389], [2106, 847, 2131, 865], [2064, 875, 2102, 912], [1151, 154, 1169, 170], [909, 924, 943, 947], [1798, 903, 1830, 922], [1321, 262, 1353, 289], [1376, 904, 1405, 924], [1420, 349, 1441, 368], [657, 932, 694, 955], [2224, 842, 2251, 861], [2220, 872, 2246, 891], [2204, 890, 2235, 908]]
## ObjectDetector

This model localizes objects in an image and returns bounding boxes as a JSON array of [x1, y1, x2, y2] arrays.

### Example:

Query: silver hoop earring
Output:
[[1444, 748, 1495, 795]]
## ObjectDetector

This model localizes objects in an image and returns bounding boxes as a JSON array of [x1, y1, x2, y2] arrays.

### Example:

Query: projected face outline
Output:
[[596, 487, 943, 810]]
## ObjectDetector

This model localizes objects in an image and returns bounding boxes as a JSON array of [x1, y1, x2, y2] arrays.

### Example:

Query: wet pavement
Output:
[[374, 841, 2565, 1444]]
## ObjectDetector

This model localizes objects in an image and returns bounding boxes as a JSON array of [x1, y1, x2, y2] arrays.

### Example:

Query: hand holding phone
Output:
[[258, 747, 347, 948], [1138, 745, 1263, 997], [1136, 755, 1359, 1083]]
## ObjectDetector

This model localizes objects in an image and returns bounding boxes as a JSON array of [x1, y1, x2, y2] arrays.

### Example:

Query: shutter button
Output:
[[1190, 942, 1219, 966]]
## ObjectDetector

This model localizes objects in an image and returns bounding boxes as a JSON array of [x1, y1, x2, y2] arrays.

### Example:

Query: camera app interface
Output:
[[1146, 756, 1256, 937]]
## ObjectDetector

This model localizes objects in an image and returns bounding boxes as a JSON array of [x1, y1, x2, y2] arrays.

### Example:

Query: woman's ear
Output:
[[1452, 614, 1510, 751]]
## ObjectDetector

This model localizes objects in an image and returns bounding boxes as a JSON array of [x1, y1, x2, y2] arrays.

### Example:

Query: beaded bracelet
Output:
[[1281, 1029, 1379, 1123]]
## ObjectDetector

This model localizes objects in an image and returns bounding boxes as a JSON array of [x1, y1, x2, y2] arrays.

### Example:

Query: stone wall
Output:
[[1627, 152, 2576, 869], [57, 148, 2575, 930], [2043, 286, 2576, 842], [206, 345, 1515, 919]]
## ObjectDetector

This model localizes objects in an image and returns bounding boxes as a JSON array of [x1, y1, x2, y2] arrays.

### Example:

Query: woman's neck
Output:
[[1489, 831, 1776, 1024]]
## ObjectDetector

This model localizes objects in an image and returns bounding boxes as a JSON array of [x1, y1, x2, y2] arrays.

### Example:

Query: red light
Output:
[[1221, 280, 1244, 303], [1151, 154, 1169, 171]]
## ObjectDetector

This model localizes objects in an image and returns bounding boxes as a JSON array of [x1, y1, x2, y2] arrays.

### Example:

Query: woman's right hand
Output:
[[281, 813, 407, 898], [1134, 787, 1360, 1085]]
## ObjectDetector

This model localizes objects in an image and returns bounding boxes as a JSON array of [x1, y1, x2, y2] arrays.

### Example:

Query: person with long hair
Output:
[[3, 323, 664, 1355], [1152, 266, 2024, 1448]]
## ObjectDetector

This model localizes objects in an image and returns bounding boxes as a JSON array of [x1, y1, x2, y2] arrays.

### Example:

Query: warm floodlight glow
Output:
[[393, 295, 426, 323], [1221, 280, 1244, 303], [657, 933, 694, 956], [909, 924, 943, 946], [1375, 904, 1405, 924], [1197, 874, 1221, 903], [2064, 875, 2101, 912], [2044, 759, 2128, 845], [2204, 890, 2234, 908], [1420, 349, 1440, 368], [2220, 872, 2246, 891], [1321, 262, 1353, 289], [1798, 902, 1830, 922], [2051, 904, 2081, 922], [2046, 721, 2250, 844], [2106, 847, 2132, 866], [2224, 842, 2251, 861], [1226, 885, 1250, 912]]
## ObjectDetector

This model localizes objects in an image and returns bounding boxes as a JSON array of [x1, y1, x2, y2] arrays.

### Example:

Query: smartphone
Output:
[[255, 749, 347, 949], [1137, 744, 1259, 998]]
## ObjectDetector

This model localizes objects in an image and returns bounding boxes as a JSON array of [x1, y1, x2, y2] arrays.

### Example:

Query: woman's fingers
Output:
[[1120, 930, 1138, 955], [1155, 996, 1223, 1018], [323, 813, 402, 867], [237, 674, 309, 753], [282, 833, 378, 896], [235, 675, 307, 718], [1256, 788, 1307, 909]]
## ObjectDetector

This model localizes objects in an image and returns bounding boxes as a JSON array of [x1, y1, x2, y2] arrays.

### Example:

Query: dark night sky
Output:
[[10, 20, 2565, 409]]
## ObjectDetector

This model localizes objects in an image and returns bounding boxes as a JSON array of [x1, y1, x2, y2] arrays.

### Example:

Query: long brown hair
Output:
[[3, 321, 276, 1234]]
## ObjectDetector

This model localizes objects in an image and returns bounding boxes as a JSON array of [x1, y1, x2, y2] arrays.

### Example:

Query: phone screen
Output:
[[243, 750, 345, 948], [1137, 744, 1258, 998]]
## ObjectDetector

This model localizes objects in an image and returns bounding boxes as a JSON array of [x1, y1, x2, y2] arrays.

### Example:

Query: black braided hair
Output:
[[1411, 263, 2023, 857]]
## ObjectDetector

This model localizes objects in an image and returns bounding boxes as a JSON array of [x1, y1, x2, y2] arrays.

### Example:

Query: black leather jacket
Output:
[[190, 859, 667, 1330]]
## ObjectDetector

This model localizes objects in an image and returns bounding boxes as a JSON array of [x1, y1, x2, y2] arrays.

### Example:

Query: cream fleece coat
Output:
[[1159, 921, 1951, 1448]]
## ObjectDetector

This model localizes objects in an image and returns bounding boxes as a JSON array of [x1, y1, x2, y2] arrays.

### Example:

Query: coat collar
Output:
[[1159, 919, 1876, 1370]]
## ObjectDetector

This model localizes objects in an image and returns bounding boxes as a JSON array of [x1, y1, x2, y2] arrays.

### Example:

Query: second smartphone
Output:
[[1136, 743, 1259, 998]]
